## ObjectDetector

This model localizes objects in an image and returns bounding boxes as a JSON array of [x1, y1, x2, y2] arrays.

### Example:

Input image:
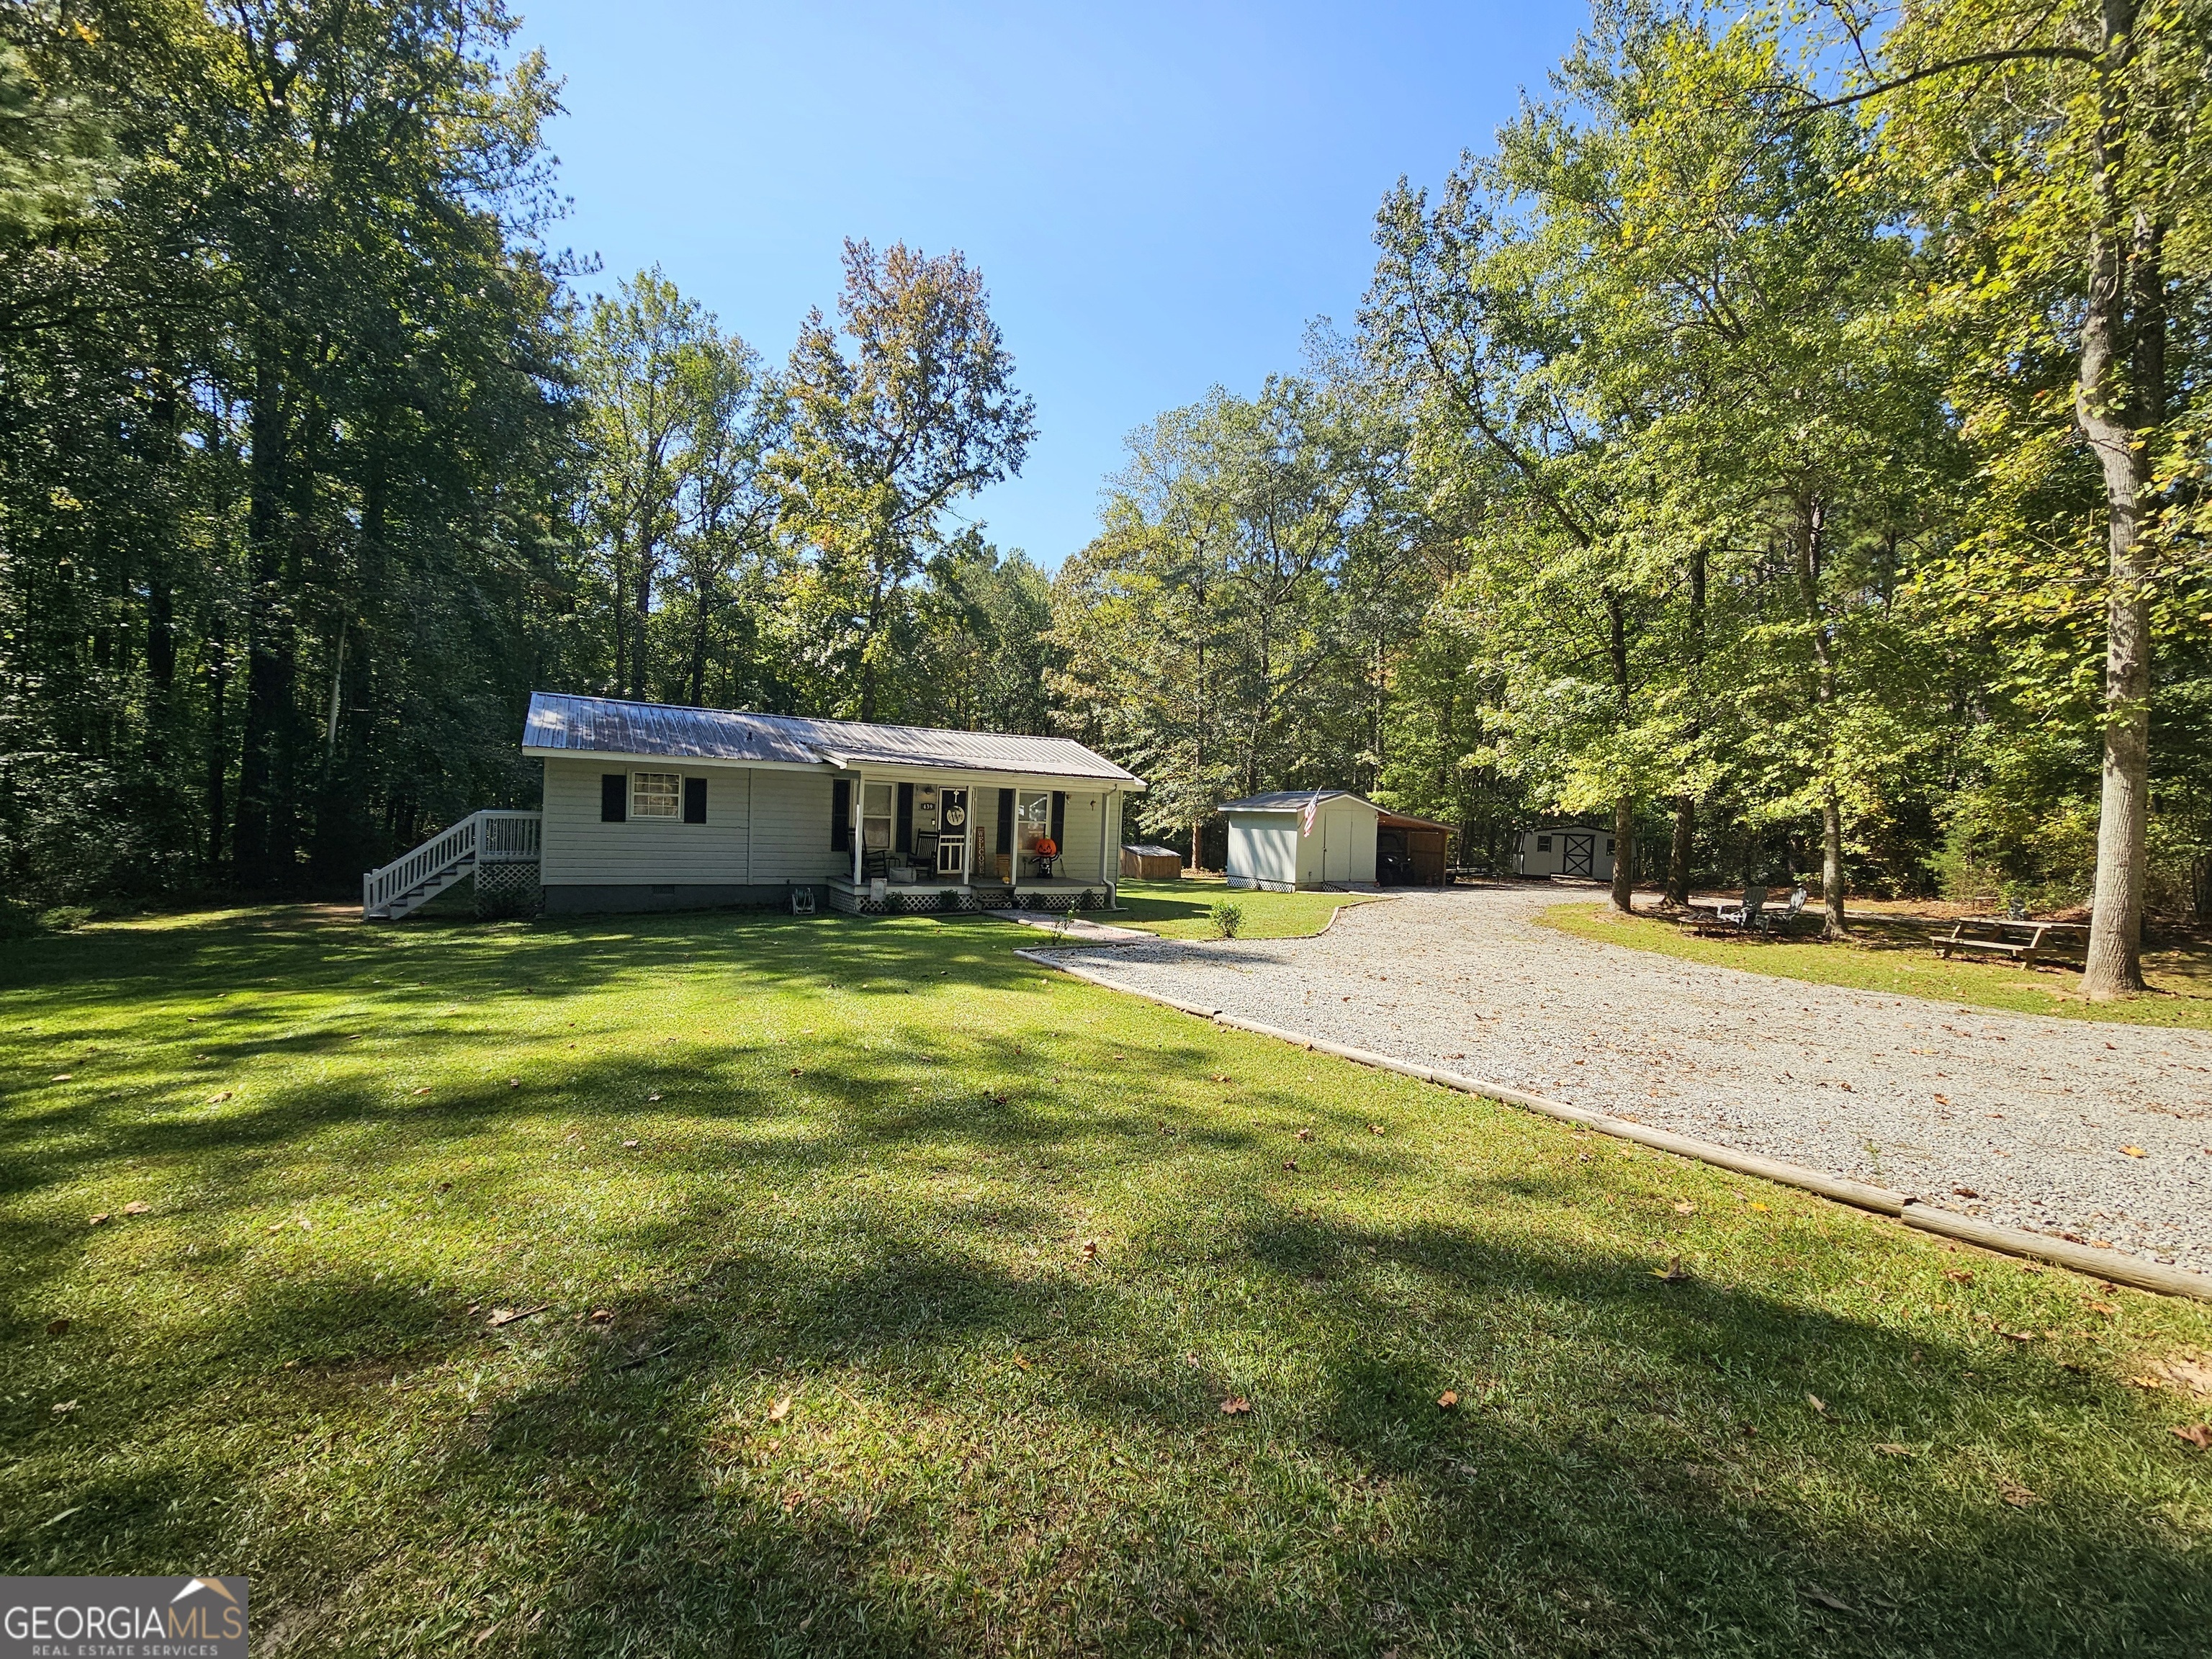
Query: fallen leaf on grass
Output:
[[410, 1087, 431, 1096], [206, 1092, 232, 1104], [2170, 1424, 2211, 1449], [487, 1304, 549, 1328], [2128, 1375, 2167, 1390], [122, 1201, 148, 1215], [1220, 1396, 1251, 1416], [1952, 1185, 1979, 1198], [1210, 1074, 1232, 1084], [767, 1395, 793, 1422], [1012, 1354, 1030, 1370], [646, 1093, 662, 1102], [621, 1138, 639, 1148], [1282, 1159, 1298, 1173], [2121, 1146, 2146, 1158], [788, 1067, 803, 1077], [1186, 1352, 1201, 1369], [2084, 1300, 2117, 1317], [51, 1400, 78, 1416], [1437, 1390, 1459, 1410], [1295, 1128, 1313, 1142], [88, 1214, 109, 1227], [1801, 1586, 1858, 1614], [1673, 1201, 1695, 1215], [507, 1079, 520, 1089], [50, 1074, 72, 1082], [587, 1308, 613, 1324], [1652, 1256, 1689, 1283], [1998, 1480, 2038, 1507], [1872, 1442, 1913, 1456], [1807, 1393, 1827, 1415], [1749, 1201, 1769, 1212], [1368, 1124, 1385, 1136], [1943, 1268, 1974, 1285], [46, 1318, 69, 1336], [1079, 1239, 1099, 1262]]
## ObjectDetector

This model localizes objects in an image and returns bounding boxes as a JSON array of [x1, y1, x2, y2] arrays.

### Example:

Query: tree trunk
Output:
[[1666, 794, 1694, 908], [1821, 785, 1846, 937], [233, 355, 291, 889], [1610, 794, 1635, 914], [2077, 10, 2154, 997]]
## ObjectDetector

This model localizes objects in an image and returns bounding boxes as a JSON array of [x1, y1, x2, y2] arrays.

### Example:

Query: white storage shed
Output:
[[1220, 791, 1380, 891], [1514, 824, 1616, 880]]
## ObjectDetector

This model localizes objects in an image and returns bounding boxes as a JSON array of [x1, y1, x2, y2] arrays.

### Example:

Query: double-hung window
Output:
[[632, 771, 681, 819], [1016, 790, 1052, 857], [860, 782, 895, 851]]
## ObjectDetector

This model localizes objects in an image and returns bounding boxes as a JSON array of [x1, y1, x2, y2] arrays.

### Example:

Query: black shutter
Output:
[[683, 776, 707, 824], [1051, 791, 1066, 845], [995, 788, 1014, 855], [831, 778, 851, 851], [601, 773, 626, 822], [896, 782, 913, 854]]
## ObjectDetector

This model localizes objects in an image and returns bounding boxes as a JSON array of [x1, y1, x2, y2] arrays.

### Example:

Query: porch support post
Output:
[[851, 771, 863, 886]]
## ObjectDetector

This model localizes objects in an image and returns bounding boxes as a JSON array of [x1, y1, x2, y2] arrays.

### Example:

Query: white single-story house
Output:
[[1515, 824, 1616, 880], [361, 693, 1145, 920]]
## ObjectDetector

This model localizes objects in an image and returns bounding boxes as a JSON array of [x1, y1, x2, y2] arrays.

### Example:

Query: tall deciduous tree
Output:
[[774, 240, 1035, 721]]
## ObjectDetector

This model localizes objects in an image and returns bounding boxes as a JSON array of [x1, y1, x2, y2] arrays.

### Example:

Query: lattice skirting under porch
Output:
[[474, 860, 542, 919]]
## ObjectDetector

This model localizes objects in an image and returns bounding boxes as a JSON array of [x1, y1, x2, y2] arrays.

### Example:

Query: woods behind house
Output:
[[3, 1, 2207, 992]]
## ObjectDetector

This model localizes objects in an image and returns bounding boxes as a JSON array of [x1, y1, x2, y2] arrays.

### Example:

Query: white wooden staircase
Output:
[[362, 810, 541, 920]]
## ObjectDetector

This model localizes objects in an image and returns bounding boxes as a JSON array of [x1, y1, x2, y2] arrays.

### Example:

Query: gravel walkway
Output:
[[1049, 884, 2212, 1274]]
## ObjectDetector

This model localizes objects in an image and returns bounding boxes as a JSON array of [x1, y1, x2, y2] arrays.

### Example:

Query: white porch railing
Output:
[[362, 809, 541, 920]]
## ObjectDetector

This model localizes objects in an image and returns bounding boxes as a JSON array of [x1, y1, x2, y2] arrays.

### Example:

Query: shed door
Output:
[[1562, 832, 1595, 877], [1323, 810, 1357, 882]]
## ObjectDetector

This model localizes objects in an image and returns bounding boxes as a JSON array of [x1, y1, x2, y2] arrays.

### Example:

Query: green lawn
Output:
[[1114, 873, 1385, 939], [4, 906, 2209, 1656], [1539, 902, 2212, 1032]]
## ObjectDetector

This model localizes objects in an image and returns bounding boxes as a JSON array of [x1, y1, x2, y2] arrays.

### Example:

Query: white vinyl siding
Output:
[[1226, 815, 1299, 891], [541, 759, 850, 886], [742, 768, 847, 883], [541, 759, 743, 884], [1056, 790, 1108, 881]]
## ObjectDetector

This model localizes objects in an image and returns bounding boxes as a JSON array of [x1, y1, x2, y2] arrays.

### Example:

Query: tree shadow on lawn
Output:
[[19, 1158, 2203, 1655], [6, 909, 2207, 1653]]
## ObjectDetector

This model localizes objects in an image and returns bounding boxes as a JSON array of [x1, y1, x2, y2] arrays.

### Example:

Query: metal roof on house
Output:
[[1218, 789, 1377, 814], [522, 693, 1143, 785]]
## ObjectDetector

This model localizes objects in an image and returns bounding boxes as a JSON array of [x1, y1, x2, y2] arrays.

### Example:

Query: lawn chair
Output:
[[1766, 886, 1808, 933], [1716, 885, 1767, 929]]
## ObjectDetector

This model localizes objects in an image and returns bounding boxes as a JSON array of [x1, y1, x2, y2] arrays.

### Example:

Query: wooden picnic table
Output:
[[1931, 916, 2087, 967]]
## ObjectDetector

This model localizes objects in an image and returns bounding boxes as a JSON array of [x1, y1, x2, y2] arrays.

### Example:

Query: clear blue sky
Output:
[[516, 1, 1589, 567]]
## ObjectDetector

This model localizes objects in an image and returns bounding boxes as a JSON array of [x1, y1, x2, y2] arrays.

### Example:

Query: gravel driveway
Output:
[[1049, 884, 2212, 1274]]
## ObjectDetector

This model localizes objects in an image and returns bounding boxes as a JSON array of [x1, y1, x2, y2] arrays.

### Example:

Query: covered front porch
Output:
[[830, 765, 1128, 916]]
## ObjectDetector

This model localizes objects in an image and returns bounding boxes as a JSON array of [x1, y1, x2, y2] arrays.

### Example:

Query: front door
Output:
[[937, 789, 968, 878], [1562, 832, 1594, 877], [1323, 810, 1355, 883]]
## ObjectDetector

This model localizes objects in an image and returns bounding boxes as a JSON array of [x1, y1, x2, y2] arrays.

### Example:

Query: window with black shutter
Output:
[[683, 776, 707, 824], [995, 788, 1014, 855], [601, 773, 626, 822], [831, 778, 852, 851], [896, 782, 913, 853]]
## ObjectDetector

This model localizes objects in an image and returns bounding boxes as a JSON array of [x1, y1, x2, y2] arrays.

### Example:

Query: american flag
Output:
[[1299, 788, 1323, 837]]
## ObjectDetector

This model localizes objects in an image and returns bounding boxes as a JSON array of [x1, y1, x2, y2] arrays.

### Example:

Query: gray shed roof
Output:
[[523, 693, 1143, 785], [1218, 789, 1378, 814]]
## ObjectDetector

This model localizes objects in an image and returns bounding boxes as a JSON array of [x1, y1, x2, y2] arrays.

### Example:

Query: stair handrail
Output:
[[363, 812, 482, 918], [477, 809, 541, 862]]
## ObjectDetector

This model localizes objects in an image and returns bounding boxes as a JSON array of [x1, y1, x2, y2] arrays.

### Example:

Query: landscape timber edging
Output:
[[1017, 948, 2212, 1305]]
